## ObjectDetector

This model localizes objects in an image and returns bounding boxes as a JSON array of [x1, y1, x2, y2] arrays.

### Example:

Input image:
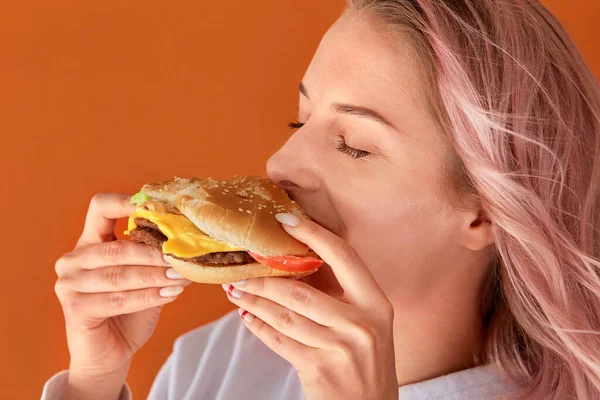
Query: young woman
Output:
[[43, 0, 600, 399]]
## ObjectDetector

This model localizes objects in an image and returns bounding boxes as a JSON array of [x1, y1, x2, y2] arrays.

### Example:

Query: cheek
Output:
[[342, 194, 437, 254], [338, 186, 458, 293]]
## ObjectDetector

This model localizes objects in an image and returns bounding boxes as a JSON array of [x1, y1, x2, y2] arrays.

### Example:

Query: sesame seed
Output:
[[238, 208, 244, 212], [246, 210, 251, 214], [224, 189, 229, 192], [221, 192, 226, 195]]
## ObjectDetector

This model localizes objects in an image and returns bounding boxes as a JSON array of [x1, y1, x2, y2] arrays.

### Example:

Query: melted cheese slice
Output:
[[125, 209, 244, 258]]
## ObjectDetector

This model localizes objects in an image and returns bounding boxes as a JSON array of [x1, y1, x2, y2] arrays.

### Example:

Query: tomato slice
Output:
[[247, 251, 324, 272]]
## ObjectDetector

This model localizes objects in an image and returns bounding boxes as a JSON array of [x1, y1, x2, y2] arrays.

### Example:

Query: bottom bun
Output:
[[167, 256, 318, 284]]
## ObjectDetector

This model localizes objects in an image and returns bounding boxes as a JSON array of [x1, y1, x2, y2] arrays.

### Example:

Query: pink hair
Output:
[[347, 0, 600, 398]]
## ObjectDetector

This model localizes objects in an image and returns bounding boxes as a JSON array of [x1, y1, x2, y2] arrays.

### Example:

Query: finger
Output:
[[236, 308, 313, 367], [275, 213, 385, 305], [222, 278, 347, 327], [77, 193, 136, 247], [71, 286, 184, 321], [224, 285, 332, 348], [65, 266, 190, 293], [57, 241, 170, 274]]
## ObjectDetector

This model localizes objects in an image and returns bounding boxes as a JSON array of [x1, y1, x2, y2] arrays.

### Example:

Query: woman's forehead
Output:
[[301, 12, 431, 120]]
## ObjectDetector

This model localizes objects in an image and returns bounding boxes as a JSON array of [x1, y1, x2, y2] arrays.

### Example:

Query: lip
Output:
[[284, 190, 341, 234], [300, 207, 340, 235], [305, 213, 327, 229]]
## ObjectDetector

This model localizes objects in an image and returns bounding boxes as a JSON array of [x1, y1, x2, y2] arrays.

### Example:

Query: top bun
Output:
[[139, 176, 311, 257]]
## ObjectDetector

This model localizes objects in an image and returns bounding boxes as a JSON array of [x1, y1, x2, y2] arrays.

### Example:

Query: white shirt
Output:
[[42, 310, 517, 399]]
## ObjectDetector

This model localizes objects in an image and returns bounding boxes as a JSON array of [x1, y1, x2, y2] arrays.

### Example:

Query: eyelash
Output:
[[287, 121, 370, 159], [336, 136, 370, 159], [288, 121, 305, 129]]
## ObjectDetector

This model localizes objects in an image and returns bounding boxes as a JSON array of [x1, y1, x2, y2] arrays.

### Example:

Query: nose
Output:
[[266, 131, 320, 195]]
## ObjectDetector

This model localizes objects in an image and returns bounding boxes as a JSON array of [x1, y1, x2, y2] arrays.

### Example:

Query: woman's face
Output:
[[267, 12, 486, 303]]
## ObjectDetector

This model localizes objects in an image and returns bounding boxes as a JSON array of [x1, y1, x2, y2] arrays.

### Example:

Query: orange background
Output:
[[0, 1, 597, 398]]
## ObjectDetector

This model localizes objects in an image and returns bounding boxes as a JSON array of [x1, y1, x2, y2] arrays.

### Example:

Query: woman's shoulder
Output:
[[152, 310, 305, 400]]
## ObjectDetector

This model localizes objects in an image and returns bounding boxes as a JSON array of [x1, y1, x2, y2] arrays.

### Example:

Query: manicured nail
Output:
[[159, 286, 184, 297], [225, 284, 244, 299], [238, 308, 255, 323], [231, 280, 248, 287], [165, 268, 184, 279], [162, 254, 171, 264], [275, 213, 301, 227]]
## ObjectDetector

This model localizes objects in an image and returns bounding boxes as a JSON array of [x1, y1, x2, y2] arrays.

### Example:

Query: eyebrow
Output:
[[299, 81, 395, 128]]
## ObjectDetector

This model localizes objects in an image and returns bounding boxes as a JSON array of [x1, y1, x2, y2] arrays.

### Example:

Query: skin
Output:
[[248, 10, 495, 391], [54, 10, 494, 400], [54, 194, 191, 400]]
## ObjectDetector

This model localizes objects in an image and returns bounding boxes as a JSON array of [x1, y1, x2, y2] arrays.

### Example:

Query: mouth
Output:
[[304, 209, 343, 238], [305, 212, 326, 228], [286, 193, 343, 236], [283, 192, 345, 297]]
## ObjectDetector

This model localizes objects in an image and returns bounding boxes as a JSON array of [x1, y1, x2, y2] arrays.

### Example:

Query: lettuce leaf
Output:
[[130, 191, 151, 206]]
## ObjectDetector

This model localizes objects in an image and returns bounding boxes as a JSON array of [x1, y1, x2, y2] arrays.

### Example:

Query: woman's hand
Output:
[[222, 213, 398, 400], [54, 193, 189, 400]]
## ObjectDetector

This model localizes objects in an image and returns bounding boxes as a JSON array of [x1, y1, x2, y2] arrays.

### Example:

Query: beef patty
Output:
[[129, 217, 255, 266]]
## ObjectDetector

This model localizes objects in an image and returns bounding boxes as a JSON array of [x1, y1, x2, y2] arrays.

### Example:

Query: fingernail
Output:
[[225, 284, 244, 299], [159, 286, 184, 297], [162, 254, 171, 264], [165, 268, 184, 279], [231, 280, 247, 287], [238, 308, 255, 323], [275, 213, 301, 227]]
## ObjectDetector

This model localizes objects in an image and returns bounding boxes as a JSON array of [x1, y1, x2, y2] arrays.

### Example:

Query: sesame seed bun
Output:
[[140, 176, 312, 257], [132, 176, 319, 283]]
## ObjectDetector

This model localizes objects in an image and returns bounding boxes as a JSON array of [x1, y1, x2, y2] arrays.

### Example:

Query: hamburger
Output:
[[125, 176, 323, 284]]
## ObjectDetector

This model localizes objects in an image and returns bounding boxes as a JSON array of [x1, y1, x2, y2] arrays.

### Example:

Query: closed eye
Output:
[[335, 135, 370, 159], [288, 121, 370, 159]]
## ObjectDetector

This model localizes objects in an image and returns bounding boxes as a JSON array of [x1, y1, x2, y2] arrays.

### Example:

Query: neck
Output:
[[391, 282, 485, 387], [302, 262, 487, 387]]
